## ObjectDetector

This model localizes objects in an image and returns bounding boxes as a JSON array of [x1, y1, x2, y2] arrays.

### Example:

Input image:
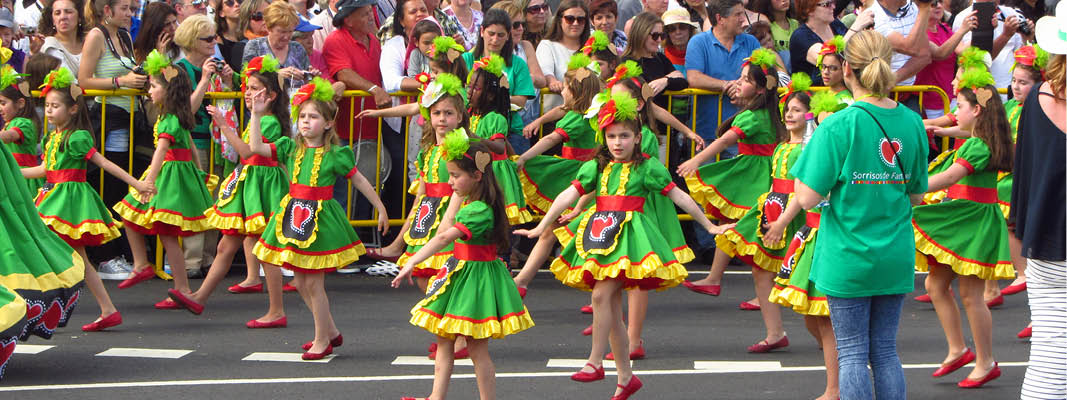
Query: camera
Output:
[[1014, 11, 1033, 35], [19, 25, 35, 35], [132, 64, 146, 76], [212, 58, 225, 71], [302, 71, 315, 80]]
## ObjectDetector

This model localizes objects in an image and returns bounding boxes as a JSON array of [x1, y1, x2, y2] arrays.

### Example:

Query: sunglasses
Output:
[[561, 15, 587, 25], [816, 0, 833, 7], [512, 20, 526, 29], [198, 35, 217, 42], [224, 0, 239, 6], [526, 4, 548, 14], [250, 11, 263, 21], [650, 32, 663, 41], [664, 24, 687, 33]]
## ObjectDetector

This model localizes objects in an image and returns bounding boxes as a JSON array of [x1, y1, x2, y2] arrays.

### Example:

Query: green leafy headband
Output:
[[567, 53, 601, 82], [816, 35, 845, 68], [593, 92, 640, 144], [430, 36, 465, 62], [957, 67, 997, 106], [605, 60, 642, 88], [0, 65, 26, 93], [808, 90, 846, 122], [143, 49, 181, 82], [958, 46, 992, 71], [290, 77, 336, 121], [581, 30, 616, 56], [40, 67, 80, 98], [779, 72, 812, 114], [442, 128, 491, 171], [419, 73, 468, 121], [241, 54, 281, 91]]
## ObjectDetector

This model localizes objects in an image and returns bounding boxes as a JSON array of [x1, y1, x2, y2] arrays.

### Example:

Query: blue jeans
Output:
[[827, 294, 907, 400]]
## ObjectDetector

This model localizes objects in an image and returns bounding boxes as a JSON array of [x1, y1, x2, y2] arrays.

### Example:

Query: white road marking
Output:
[[692, 361, 782, 371], [95, 348, 193, 359], [13, 344, 54, 354], [243, 352, 335, 363], [0, 362, 1028, 392], [392, 355, 472, 366]]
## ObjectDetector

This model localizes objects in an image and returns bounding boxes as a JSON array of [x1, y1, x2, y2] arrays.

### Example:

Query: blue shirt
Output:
[[685, 31, 760, 139]]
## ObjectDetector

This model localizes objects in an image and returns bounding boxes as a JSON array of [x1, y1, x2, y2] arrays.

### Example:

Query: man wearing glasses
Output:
[[871, 0, 932, 112], [171, 0, 209, 22]]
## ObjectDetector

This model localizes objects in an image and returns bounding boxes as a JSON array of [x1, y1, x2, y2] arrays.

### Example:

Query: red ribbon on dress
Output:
[[595, 195, 645, 212], [772, 178, 795, 193], [806, 212, 821, 228], [453, 242, 498, 261], [737, 142, 776, 156], [947, 184, 997, 204], [289, 183, 333, 200], [424, 182, 453, 197], [561, 146, 596, 161], [46, 169, 86, 183], [11, 153, 39, 167], [164, 148, 192, 162], [242, 154, 278, 166]]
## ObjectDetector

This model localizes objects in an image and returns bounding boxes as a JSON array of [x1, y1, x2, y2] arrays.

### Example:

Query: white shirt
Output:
[[379, 35, 407, 132], [535, 40, 573, 112], [311, 7, 336, 52], [40, 37, 81, 83], [873, 1, 920, 85], [13, 0, 42, 53], [952, 4, 1022, 95]]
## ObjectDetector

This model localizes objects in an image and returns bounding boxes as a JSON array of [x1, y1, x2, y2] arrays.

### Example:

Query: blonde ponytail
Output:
[[1047, 54, 1065, 98], [844, 30, 896, 97], [84, 0, 121, 28]]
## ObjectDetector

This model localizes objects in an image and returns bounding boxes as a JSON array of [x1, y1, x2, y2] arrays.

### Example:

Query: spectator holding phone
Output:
[[241, 1, 311, 91], [132, 2, 180, 64], [951, 0, 1028, 97]]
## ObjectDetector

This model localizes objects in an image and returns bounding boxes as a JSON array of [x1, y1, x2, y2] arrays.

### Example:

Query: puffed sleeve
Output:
[[953, 137, 992, 175], [66, 129, 97, 160], [270, 136, 294, 163], [570, 159, 601, 196], [454, 200, 493, 241], [475, 112, 509, 141], [642, 160, 677, 196], [727, 110, 759, 140], [155, 114, 182, 143], [259, 115, 283, 143], [553, 112, 585, 143], [7, 118, 36, 145], [333, 145, 359, 180]]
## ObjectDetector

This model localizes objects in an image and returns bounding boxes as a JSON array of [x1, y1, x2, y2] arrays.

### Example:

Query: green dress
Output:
[[685, 109, 777, 220], [912, 137, 1013, 280], [551, 160, 688, 292], [409, 200, 535, 339], [204, 115, 289, 236], [113, 114, 214, 236], [471, 111, 531, 225], [398, 144, 455, 278], [769, 206, 828, 316], [716, 142, 806, 273], [3, 117, 43, 193], [519, 111, 598, 214], [35, 129, 123, 246], [996, 99, 1022, 219], [640, 126, 693, 263], [254, 139, 367, 272], [0, 142, 84, 340]]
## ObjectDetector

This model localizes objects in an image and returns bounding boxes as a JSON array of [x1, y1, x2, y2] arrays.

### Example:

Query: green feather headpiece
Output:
[[39, 67, 77, 97], [241, 54, 281, 91], [290, 77, 336, 121], [143, 49, 172, 76], [593, 92, 640, 143], [808, 90, 846, 117], [0, 65, 26, 92], [779, 72, 813, 114], [1013, 44, 1050, 77], [442, 128, 471, 161], [581, 30, 613, 55], [567, 52, 601, 82], [419, 73, 468, 121], [816, 35, 845, 67], [430, 36, 465, 61], [744, 48, 777, 72], [958, 47, 991, 71], [605, 60, 642, 87], [957, 67, 997, 106]]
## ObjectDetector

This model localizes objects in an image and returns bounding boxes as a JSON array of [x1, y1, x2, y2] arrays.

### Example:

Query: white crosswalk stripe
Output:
[[96, 348, 193, 359], [243, 352, 335, 363], [392, 355, 473, 366], [13, 344, 54, 355]]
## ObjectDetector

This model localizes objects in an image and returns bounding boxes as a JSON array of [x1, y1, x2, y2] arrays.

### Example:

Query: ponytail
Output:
[[84, 0, 122, 28], [844, 30, 895, 97]]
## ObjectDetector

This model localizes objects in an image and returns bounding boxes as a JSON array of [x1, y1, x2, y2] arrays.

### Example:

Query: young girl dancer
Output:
[[23, 67, 153, 332], [169, 55, 292, 328], [392, 132, 535, 400], [678, 49, 785, 308], [517, 92, 731, 400], [912, 68, 1014, 388], [816, 36, 852, 100], [0, 65, 44, 193], [249, 77, 389, 359], [112, 51, 215, 308], [767, 89, 846, 400]]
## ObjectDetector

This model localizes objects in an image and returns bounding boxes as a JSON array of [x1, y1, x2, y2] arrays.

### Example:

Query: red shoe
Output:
[[607, 341, 645, 360], [914, 293, 932, 303], [1017, 326, 1032, 338], [580, 304, 593, 314], [428, 342, 437, 353], [986, 295, 1004, 308], [167, 289, 204, 315], [747, 336, 789, 353], [932, 348, 975, 377], [366, 247, 400, 263], [570, 362, 605, 382], [581, 324, 593, 336], [154, 299, 181, 309], [118, 267, 156, 289], [958, 362, 1001, 388], [517, 287, 527, 299], [611, 375, 643, 400], [302, 334, 343, 350], [1002, 282, 1027, 295], [427, 346, 469, 360], [683, 281, 721, 296], [302, 344, 333, 360], [227, 283, 263, 293], [739, 301, 761, 311], [283, 283, 298, 292], [246, 316, 287, 329], [81, 312, 122, 332]]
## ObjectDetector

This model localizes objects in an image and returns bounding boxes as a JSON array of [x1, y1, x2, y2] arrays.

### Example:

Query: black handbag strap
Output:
[[854, 103, 908, 180], [95, 25, 135, 71]]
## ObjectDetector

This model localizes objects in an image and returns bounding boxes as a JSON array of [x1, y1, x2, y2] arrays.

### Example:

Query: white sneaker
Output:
[[365, 260, 400, 277], [97, 256, 133, 280], [337, 264, 362, 274], [281, 268, 294, 277]]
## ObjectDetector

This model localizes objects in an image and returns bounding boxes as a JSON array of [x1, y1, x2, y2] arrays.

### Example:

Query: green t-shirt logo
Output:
[[879, 138, 902, 167]]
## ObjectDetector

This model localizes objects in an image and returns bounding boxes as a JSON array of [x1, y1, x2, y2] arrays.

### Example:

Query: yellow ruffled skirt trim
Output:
[[769, 282, 829, 317], [253, 241, 367, 271], [114, 201, 213, 233], [0, 294, 27, 328], [398, 251, 454, 275], [999, 202, 1010, 220], [203, 207, 244, 231], [685, 174, 749, 220], [674, 245, 696, 264], [549, 253, 688, 292], [518, 171, 553, 215], [40, 215, 122, 244], [409, 306, 535, 340], [0, 251, 84, 292], [716, 229, 782, 273], [913, 228, 1014, 280], [505, 203, 533, 225]]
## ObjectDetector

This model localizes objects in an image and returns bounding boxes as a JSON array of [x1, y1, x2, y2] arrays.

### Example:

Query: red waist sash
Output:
[[289, 183, 333, 201], [491, 152, 507, 161], [12, 153, 39, 167], [737, 142, 776, 156], [46, 169, 86, 183], [425, 182, 453, 197], [561, 146, 596, 161], [453, 242, 498, 261], [164, 148, 192, 162], [947, 184, 997, 204], [242, 154, 278, 167], [772, 178, 795, 193], [806, 212, 821, 228], [596, 195, 645, 212]]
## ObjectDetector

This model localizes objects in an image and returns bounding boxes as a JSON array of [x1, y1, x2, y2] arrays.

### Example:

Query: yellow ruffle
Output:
[[923, 190, 948, 205], [716, 229, 782, 273], [114, 201, 214, 233], [505, 203, 533, 225], [0, 294, 27, 330], [999, 202, 1010, 220], [549, 253, 688, 292], [553, 225, 576, 247], [203, 207, 245, 231], [253, 240, 367, 271], [409, 306, 535, 340], [398, 251, 454, 274], [913, 227, 1015, 280], [769, 282, 829, 316], [40, 215, 123, 244], [685, 173, 749, 220], [518, 170, 553, 215], [0, 251, 84, 293], [673, 245, 696, 264]]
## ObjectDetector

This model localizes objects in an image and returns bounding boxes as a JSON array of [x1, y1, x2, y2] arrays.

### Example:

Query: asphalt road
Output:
[[0, 264, 1033, 399]]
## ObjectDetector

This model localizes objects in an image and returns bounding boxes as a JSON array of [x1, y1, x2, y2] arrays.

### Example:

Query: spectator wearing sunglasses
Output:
[[790, 0, 863, 85], [871, 0, 933, 112], [623, 12, 688, 123], [212, 0, 243, 71], [241, 1, 311, 90], [237, 0, 268, 39], [535, 0, 588, 112], [623, 0, 667, 36], [519, 0, 548, 47], [590, 0, 627, 53], [171, 0, 207, 22]]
